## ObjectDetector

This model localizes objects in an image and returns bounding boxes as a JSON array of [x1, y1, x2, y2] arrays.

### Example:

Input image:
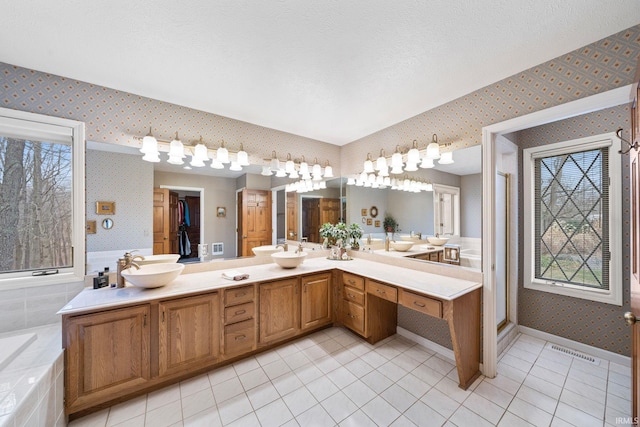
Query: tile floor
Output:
[[68, 327, 632, 427]]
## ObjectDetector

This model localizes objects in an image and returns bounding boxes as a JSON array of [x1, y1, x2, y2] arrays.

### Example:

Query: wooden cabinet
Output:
[[64, 305, 151, 414], [158, 293, 220, 377], [341, 272, 367, 337], [259, 278, 300, 343], [409, 251, 443, 262], [399, 289, 442, 318], [223, 284, 257, 356], [301, 273, 332, 331]]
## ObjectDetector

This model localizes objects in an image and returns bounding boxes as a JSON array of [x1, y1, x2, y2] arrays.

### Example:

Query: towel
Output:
[[222, 270, 250, 281]]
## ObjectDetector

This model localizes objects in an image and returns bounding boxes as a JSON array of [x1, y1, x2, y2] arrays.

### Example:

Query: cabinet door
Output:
[[259, 278, 299, 343], [64, 305, 151, 413], [159, 293, 220, 377], [301, 273, 332, 331]]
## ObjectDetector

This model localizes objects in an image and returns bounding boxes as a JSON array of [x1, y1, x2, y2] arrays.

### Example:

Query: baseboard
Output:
[[396, 327, 456, 362], [518, 325, 631, 367]]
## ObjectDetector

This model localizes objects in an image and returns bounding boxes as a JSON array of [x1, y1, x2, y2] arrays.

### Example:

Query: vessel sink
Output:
[[136, 254, 180, 265], [271, 251, 307, 268], [427, 236, 450, 246], [252, 245, 284, 256], [121, 263, 185, 288], [390, 241, 414, 252]]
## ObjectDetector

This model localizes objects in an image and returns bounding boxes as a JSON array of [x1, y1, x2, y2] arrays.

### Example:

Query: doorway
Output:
[[156, 185, 204, 260]]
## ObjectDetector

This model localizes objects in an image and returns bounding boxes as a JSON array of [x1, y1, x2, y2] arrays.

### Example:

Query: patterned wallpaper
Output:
[[340, 25, 640, 175], [0, 64, 341, 172], [516, 104, 631, 355]]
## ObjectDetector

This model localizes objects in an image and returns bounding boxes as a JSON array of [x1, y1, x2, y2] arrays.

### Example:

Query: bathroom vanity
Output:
[[59, 254, 481, 418]]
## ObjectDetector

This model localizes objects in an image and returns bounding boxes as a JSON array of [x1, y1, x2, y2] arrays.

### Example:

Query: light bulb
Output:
[[217, 140, 229, 164], [237, 144, 249, 166], [426, 134, 441, 160]]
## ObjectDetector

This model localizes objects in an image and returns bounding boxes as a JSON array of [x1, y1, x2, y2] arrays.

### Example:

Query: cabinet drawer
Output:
[[224, 319, 256, 355], [366, 280, 397, 303], [399, 289, 442, 318], [342, 300, 365, 335], [343, 286, 365, 306], [342, 272, 364, 291], [224, 301, 254, 324], [224, 285, 254, 306]]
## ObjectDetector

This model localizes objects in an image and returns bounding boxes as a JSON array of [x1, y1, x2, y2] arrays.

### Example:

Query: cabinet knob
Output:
[[624, 311, 637, 326], [413, 301, 426, 308]]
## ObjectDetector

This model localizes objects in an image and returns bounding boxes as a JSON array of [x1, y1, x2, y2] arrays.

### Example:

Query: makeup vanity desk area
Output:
[[59, 254, 481, 417]]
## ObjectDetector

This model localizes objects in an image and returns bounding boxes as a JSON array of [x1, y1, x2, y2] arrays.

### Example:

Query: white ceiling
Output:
[[1, 1, 639, 146]]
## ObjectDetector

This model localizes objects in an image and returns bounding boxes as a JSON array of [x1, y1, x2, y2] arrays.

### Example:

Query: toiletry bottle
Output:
[[385, 235, 390, 251]]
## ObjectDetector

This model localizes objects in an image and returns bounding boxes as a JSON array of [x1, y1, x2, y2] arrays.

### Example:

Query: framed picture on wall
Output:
[[367, 218, 373, 226], [95, 201, 115, 215], [375, 220, 381, 228], [217, 207, 226, 217], [361, 208, 368, 216]]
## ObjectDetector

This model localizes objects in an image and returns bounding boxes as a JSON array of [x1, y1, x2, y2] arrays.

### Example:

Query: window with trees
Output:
[[0, 108, 84, 287], [523, 132, 622, 305]]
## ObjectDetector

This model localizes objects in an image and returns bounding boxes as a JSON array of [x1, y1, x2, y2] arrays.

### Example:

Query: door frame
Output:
[[481, 84, 633, 378], [159, 185, 205, 256]]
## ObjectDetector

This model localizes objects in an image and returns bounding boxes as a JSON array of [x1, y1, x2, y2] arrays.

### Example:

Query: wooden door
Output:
[[259, 278, 299, 343], [64, 305, 150, 413], [628, 68, 640, 420], [185, 195, 200, 258], [302, 198, 320, 243], [301, 273, 332, 331], [238, 189, 272, 257], [158, 292, 220, 377], [319, 198, 341, 225], [153, 188, 179, 254], [286, 192, 298, 240]]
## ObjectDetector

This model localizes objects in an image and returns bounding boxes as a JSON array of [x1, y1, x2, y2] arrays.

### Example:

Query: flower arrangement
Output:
[[383, 214, 398, 233], [319, 222, 364, 249]]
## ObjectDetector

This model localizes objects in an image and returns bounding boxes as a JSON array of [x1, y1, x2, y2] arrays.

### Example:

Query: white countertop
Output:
[[59, 257, 481, 316]]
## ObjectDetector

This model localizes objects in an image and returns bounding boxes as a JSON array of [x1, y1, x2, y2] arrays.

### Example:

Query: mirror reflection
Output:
[[85, 143, 481, 273]]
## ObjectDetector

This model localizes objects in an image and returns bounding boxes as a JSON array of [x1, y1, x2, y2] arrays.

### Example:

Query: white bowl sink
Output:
[[399, 235, 421, 242], [390, 241, 414, 252], [271, 251, 307, 268], [427, 236, 450, 246], [252, 245, 284, 256], [136, 254, 180, 265], [121, 263, 185, 288]]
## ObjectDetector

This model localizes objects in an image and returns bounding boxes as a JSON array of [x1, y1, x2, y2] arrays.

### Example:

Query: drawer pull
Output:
[[413, 301, 426, 308], [348, 279, 355, 285], [376, 289, 385, 294], [235, 334, 246, 341], [235, 292, 246, 297], [347, 293, 355, 298], [235, 309, 246, 315]]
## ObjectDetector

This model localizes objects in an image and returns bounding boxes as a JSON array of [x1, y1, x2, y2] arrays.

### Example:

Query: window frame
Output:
[[523, 132, 622, 305], [0, 107, 85, 289]]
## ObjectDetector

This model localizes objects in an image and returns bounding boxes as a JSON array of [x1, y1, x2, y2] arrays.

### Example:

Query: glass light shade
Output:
[[228, 161, 241, 171], [425, 183, 433, 192], [299, 161, 309, 175], [319, 181, 327, 189], [378, 165, 389, 177], [355, 179, 364, 187], [195, 143, 210, 161], [383, 177, 391, 186], [140, 133, 159, 155], [301, 171, 311, 180], [190, 156, 205, 167], [420, 157, 435, 168], [167, 135, 185, 164], [270, 157, 280, 171], [375, 156, 387, 171], [217, 145, 229, 164], [285, 157, 295, 173], [407, 147, 420, 165], [363, 159, 374, 173], [312, 163, 322, 177], [376, 175, 384, 185], [324, 164, 334, 178], [347, 177, 356, 185], [275, 168, 287, 177], [210, 158, 224, 169], [261, 165, 272, 176], [391, 151, 403, 169], [426, 141, 440, 160], [237, 149, 249, 166], [142, 151, 160, 162], [289, 169, 299, 179], [404, 162, 418, 172], [438, 151, 454, 164], [167, 154, 184, 165], [363, 180, 371, 188], [390, 164, 403, 174], [359, 171, 368, 182]]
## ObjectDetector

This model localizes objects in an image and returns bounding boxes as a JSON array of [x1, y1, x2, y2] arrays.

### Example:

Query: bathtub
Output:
[[0, 324, 64, 427], [460, 248, 481, 269]]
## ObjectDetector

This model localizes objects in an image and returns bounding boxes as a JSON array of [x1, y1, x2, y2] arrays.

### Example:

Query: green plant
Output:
[[348, 223, 363, 249], [383, 214, 397, 232]]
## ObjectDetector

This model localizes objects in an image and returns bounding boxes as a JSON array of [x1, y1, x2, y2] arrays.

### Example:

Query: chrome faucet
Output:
[[296, 241, 304, 254], [116, 251, 144, 288], [276, 243, 288, 252]]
